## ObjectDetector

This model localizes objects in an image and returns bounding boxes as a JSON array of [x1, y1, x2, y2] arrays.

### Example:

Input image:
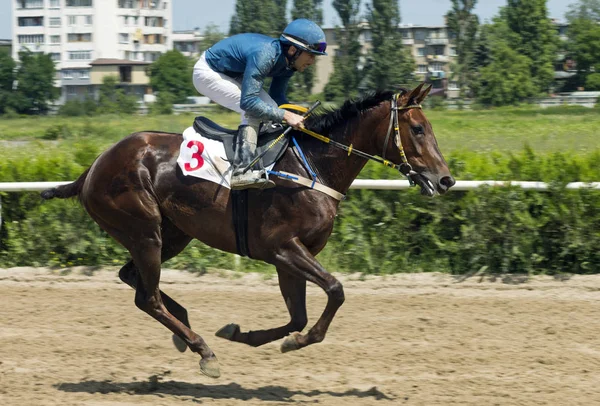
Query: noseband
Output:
[[382, 94, 422, 184]]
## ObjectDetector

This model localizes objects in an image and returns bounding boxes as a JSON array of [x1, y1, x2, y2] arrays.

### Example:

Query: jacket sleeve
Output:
[[240, 48, 286, 122], [269, 74, 292, 107]]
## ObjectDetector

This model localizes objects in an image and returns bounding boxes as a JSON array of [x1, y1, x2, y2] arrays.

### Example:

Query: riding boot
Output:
[[230, 124, 276, 190]]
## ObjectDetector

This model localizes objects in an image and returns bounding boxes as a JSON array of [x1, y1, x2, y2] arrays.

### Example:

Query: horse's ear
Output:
[[415, 84, 433, 105], [404, 83, 425, 106]]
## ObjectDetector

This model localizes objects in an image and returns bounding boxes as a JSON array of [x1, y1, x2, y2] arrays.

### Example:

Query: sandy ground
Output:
[[1, 267, 600, 406]]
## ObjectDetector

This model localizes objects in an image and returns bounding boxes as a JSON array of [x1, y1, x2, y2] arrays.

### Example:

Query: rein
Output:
[[284, 94, 422, 185]]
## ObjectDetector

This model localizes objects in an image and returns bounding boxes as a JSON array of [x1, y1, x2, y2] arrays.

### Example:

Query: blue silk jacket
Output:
[[204, 33, 294, 122]]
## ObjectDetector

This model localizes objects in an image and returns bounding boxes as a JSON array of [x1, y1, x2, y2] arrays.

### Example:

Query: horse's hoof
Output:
[[172, 334, 187, 353], [199, 357, 221, 379], [281, 332, 302, 353], [215, 323, 240, 341]]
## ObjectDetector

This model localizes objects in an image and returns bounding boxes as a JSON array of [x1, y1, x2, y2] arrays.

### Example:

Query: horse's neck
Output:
[[304, 113, 382, 195]]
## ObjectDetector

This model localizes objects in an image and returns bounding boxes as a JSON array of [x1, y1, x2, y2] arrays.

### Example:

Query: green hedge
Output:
[[1, 147, 599, 275]]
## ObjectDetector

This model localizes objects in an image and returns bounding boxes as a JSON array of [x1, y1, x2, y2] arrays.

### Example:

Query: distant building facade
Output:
[[172, 29, 203, 59], [316, 21, 570, 98], [12, 0, 172, 102]]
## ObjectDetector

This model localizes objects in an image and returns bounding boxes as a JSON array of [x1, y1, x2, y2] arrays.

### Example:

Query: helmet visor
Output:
[[309, 42, 327, 54]]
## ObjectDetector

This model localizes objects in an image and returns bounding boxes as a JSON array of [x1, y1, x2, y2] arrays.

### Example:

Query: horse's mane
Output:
[[305, 89, 408, 138]]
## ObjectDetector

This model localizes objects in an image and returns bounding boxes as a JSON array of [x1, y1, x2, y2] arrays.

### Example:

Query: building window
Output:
[[415, 30, 426, 40], [68, 51, 92, 60], [16, 0, 44, 9], [50, 35, 61, 44], [17, 34, 44, 44], [401, 30, 412, 39], [18, 16, 43, 26], [85, 15, 93, 25], [68, 15, 77, 26], [417, 47, 426, 57], [449, 47, 457, 56], [50, 52, 61, 61], [417, 64, 427, 73], [49, 0, 60, 7], [68, 33, 92, 42], [119, 33, 129, 43], [66, 0, 93, 6], [64, 69, 90, 79], [145, 17, 164, 27], [430, 62, 444, 72], [118, 0, 134, 7], [433, 45, 445, 56], [119, 66, 132, 82], [49, 17, 61, 27]]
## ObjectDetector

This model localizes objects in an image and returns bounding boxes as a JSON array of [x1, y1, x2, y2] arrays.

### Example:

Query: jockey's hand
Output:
[[283, 110, 305, 129]]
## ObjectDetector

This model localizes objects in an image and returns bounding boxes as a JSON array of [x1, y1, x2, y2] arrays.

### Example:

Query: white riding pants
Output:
[[193, 52, 278, 126]]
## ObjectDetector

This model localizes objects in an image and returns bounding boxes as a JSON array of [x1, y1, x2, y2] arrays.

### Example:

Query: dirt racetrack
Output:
[[2, 267, 600, 406]]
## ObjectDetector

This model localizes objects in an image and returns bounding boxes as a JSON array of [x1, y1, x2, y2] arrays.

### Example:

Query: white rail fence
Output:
[[1, 180, 600, 230]]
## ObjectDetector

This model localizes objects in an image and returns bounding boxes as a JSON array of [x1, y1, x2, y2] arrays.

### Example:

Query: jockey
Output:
[[193, 19, 327, 190]]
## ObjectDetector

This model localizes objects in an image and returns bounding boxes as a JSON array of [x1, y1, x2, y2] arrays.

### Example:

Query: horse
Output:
[[41, 84, 455, 378]]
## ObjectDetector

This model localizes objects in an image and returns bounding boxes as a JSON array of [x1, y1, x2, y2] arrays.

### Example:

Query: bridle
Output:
[[382, 93, 422, 185], [282, 94, 423, 186]]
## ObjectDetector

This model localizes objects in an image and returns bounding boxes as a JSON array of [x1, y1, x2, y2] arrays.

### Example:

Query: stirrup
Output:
[[230, 170, 275, 190]]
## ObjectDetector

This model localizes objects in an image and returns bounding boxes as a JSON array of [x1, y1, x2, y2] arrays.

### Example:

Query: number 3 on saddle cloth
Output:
[[176, 117, 290, 189]]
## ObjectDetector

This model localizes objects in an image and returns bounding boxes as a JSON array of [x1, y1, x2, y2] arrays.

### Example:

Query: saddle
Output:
[[193, 116, 290, 171]]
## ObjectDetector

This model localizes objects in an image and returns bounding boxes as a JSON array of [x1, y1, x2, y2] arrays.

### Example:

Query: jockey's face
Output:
[[288, 46, 316, 72]]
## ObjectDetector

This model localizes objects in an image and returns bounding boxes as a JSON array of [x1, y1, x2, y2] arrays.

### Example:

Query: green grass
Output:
[[426, 105, 600, 154], [0, 105, 598, 156]]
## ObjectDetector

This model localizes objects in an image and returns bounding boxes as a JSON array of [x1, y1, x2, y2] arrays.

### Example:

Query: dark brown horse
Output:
[[41, 84, 454, 378]]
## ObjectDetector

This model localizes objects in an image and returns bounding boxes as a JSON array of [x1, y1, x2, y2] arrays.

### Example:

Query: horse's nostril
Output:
[[439, 176, 456, 190]]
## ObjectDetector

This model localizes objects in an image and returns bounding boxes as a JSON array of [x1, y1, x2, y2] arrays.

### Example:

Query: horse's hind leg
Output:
[[215, 267, 308, 347], [118, 219, 193, 352], [129, 234, 220, 378], [86, 195, 219, 377]]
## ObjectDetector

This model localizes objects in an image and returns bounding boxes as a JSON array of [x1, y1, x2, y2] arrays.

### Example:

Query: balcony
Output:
[[427, 54, 450, 63], [425, 37, 448, 45]]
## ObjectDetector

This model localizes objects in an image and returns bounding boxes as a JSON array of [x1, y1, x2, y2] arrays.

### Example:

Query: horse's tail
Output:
[[40, 167, 90, 200]]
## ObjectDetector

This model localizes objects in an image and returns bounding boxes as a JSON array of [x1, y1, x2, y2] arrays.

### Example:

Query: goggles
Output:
[[308, 42, 327, 53]]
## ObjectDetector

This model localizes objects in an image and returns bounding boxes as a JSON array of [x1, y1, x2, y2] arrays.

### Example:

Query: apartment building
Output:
[[316, 21, 571, 98], [12, 0, 172, 102], [315, 24, 459, 98], [172, 29, 203, 59]]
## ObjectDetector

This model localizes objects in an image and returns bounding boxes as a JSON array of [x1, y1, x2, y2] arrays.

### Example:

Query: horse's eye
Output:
[[411, 125, 424, 135]]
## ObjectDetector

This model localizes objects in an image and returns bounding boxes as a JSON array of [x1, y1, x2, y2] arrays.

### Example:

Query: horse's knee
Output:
[[134, 289, 160, 313], [326, 281, 345, 306]]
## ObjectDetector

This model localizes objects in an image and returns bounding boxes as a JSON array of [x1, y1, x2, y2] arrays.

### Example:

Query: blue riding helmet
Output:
[[280, 19, 327, 56]]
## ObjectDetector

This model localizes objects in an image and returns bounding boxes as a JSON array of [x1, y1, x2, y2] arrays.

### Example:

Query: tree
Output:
[[445, 0, 479, 98], [148, 50, 193, 103], [566, 0, 600, 21], [505, 0, 558, 94], [287, 0, 324, 100], [229, 0, 283, 36], [198, 23, 226, 54], [97, 75, 138, 115], [365, 0, 414, 90], [471, 18, 536, 106], [0, 50, 15, 114], [323, 0, 362, 101], [565, 0, 600, 90], [12, 50, 58, 115]]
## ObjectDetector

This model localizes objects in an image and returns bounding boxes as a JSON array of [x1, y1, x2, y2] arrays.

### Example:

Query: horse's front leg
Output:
[[274, 237, 345, 352], [215, 268, 308, 346]]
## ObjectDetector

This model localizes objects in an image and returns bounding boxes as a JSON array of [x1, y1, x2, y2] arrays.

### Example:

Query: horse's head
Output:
[[380, 84, 455, 196]]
